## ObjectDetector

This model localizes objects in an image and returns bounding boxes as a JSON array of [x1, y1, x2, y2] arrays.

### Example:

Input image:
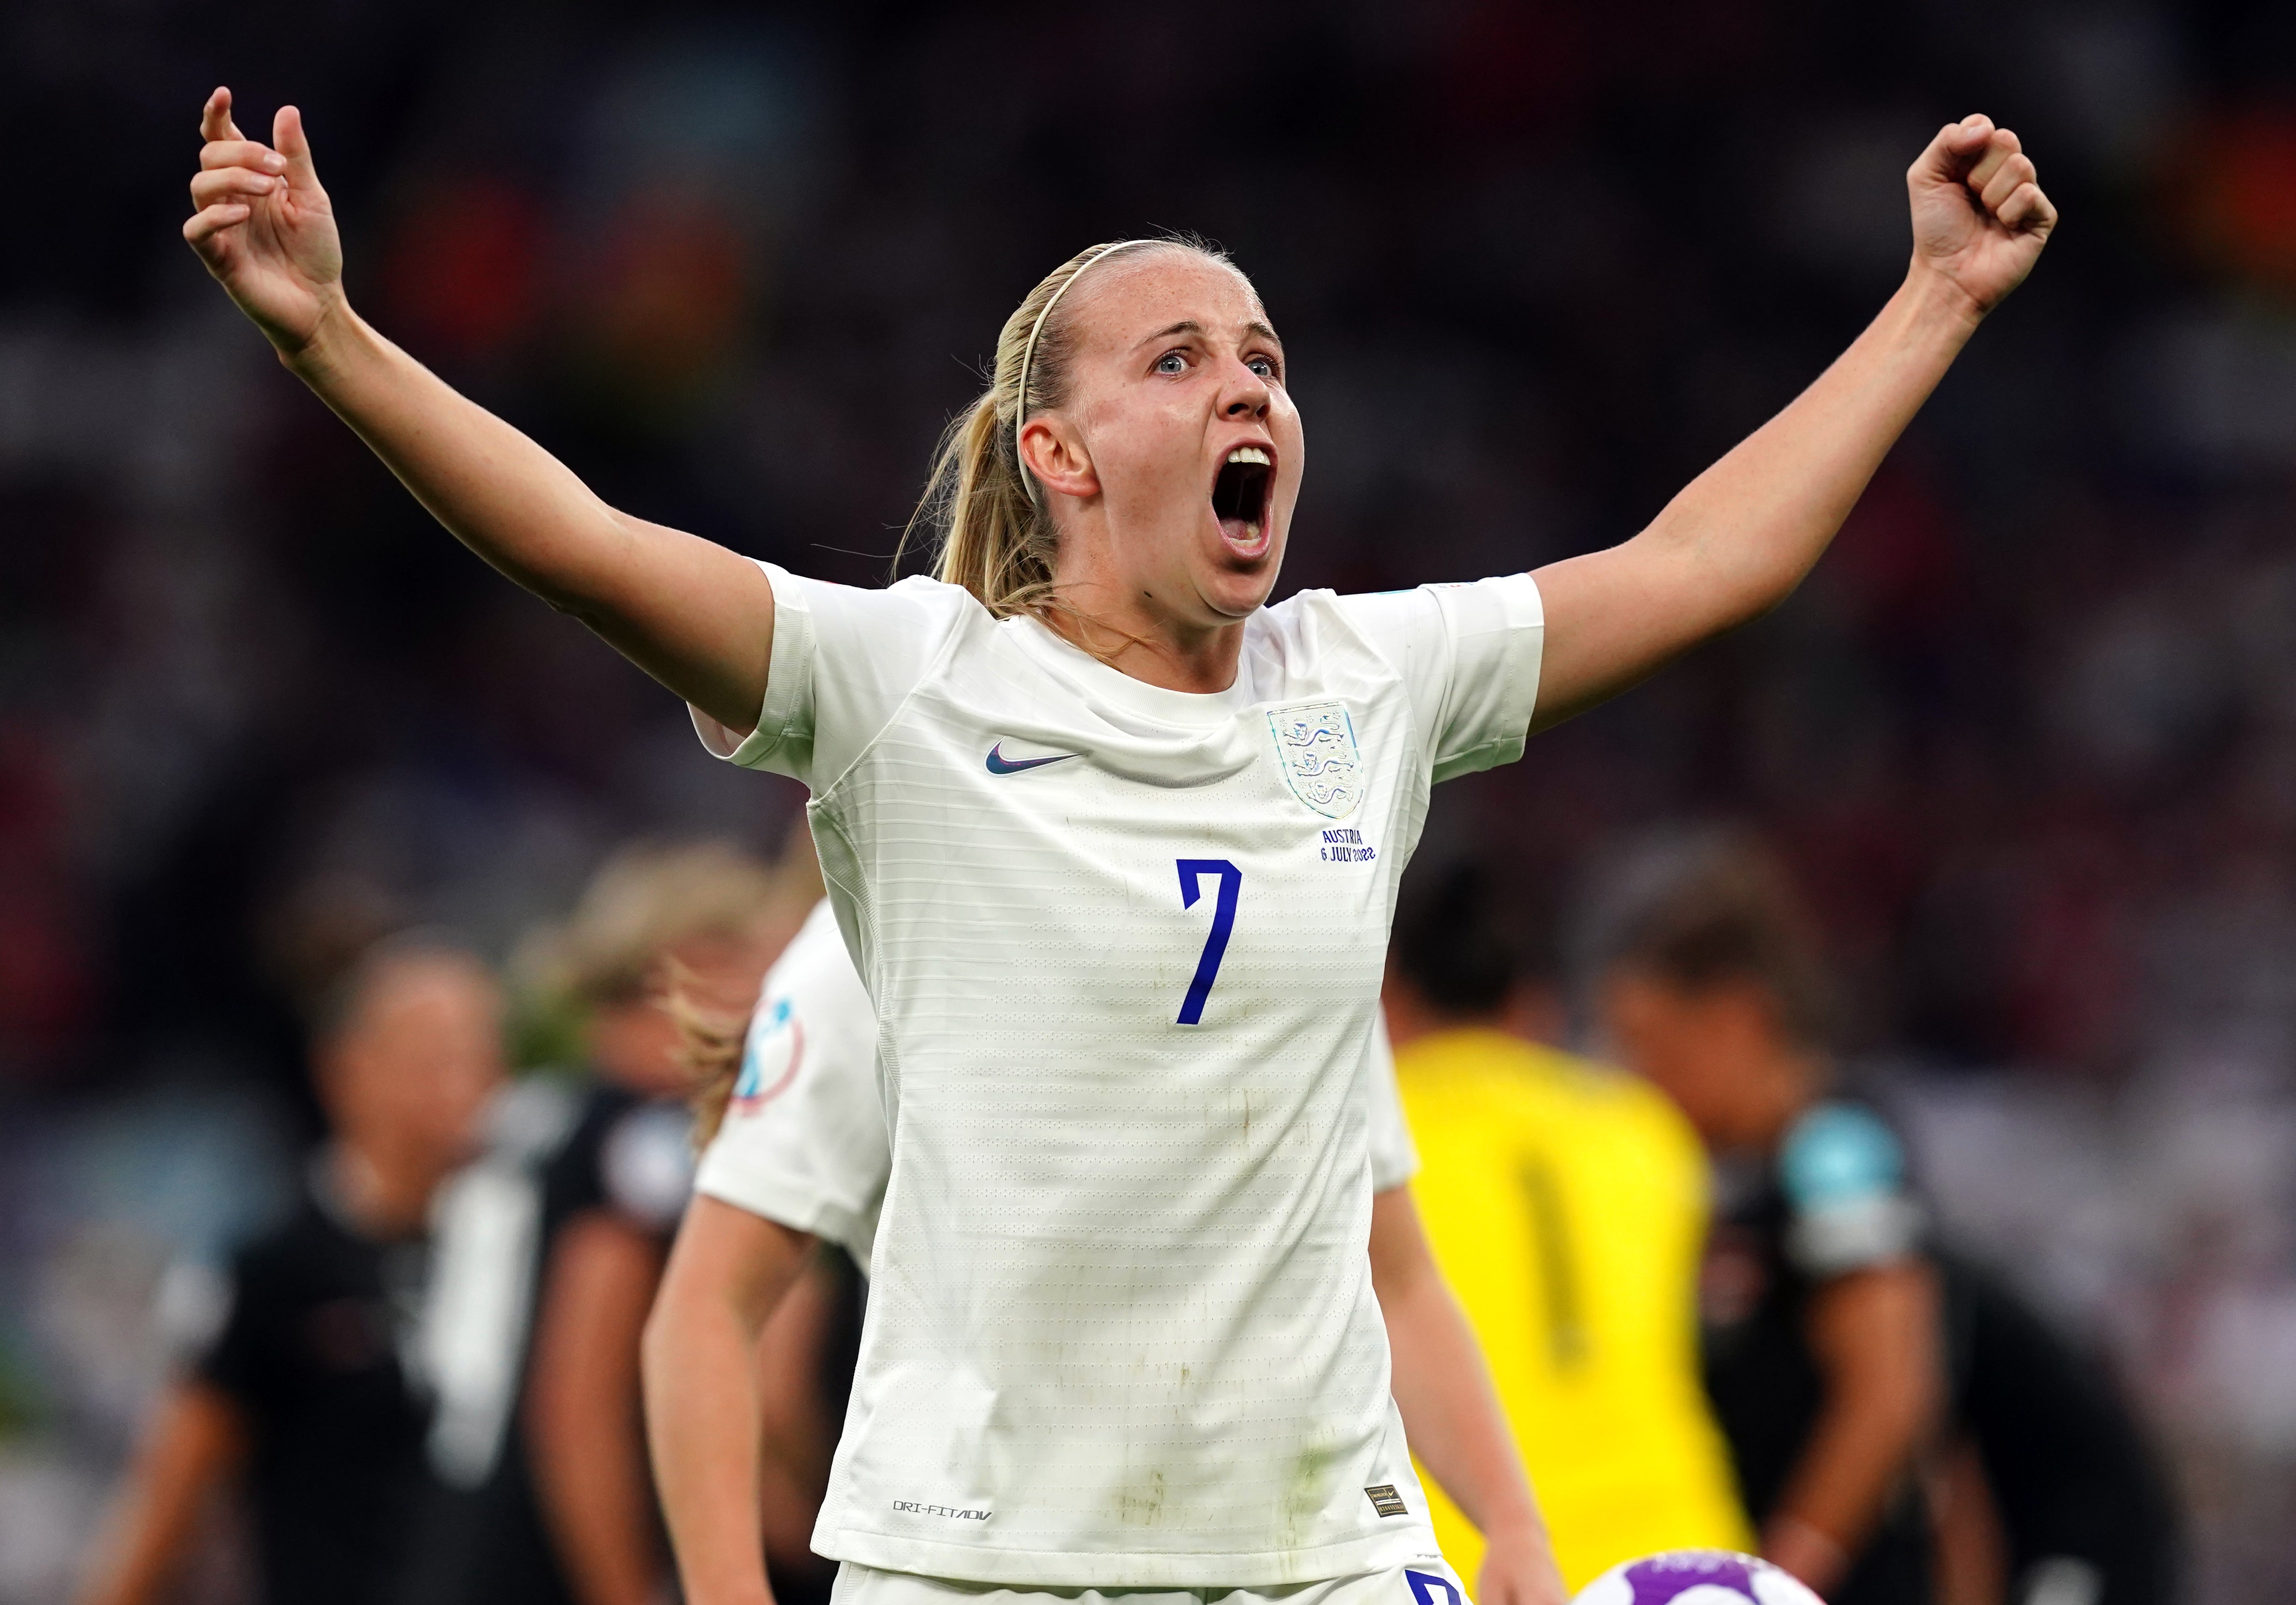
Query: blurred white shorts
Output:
[[829, 1559, 1474, 1605]]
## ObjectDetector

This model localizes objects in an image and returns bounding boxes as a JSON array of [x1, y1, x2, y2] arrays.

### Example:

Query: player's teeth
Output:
[[1226, 446, 1271, 466], [1245, 522, 1261, 541]]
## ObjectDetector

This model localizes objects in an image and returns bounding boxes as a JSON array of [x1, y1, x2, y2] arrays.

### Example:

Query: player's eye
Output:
[[1247, 355, 1280, 381], [1154, 350, 1189, 376]]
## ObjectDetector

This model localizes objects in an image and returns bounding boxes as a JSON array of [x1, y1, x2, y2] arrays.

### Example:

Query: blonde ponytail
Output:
[[902, 236, 1236, 618], [672, 980, 750, 1151]]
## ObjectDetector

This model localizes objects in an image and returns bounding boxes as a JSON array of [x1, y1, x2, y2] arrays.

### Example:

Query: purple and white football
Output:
[[1569, 1550, 1825, 1605]]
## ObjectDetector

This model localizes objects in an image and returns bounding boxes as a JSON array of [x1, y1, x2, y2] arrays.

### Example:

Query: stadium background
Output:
[[1, 1, 2294, 1601]]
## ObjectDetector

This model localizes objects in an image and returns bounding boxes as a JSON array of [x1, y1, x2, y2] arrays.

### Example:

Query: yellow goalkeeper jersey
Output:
[[1394, 1028, 1752, 1590]]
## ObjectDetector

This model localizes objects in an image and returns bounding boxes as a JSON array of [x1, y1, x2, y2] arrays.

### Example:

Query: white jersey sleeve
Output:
[[1361, 1012, 1419, 1193], [692, 898, 889, 1265], [1331, 575, 1545, 782], [691, 564, 979, 790]]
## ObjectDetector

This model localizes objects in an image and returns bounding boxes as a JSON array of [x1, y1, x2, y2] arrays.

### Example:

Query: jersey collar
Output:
[[1008, 613, 1260, 727]]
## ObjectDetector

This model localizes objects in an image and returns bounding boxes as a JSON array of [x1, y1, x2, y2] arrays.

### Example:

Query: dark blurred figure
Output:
[[1928, 1252, 2179, 1605], [76, 936, 505, 1605], [1597, 839, 1941, 1605], [404, 842, 779, 1605]]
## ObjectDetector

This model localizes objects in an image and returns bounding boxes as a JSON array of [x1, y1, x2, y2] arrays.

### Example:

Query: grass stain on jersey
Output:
[[1113, 1467, 1169, 1528], [1280, 1435, 1346, 1555]]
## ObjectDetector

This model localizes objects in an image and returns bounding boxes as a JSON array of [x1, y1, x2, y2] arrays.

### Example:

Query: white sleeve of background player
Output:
[[1333, 574, 1545, 781], [692, 902, 890, 1265], [1362, 1012, 1420, 1192], [689, 565, 974, 790]]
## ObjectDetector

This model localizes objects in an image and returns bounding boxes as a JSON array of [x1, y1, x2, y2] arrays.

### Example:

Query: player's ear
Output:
[[1501, 981, 1565, 1048], [1018, 417, 1098, 500]]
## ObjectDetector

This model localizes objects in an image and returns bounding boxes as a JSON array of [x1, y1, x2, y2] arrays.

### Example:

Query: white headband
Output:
[[1014, 239, 1156, 494]]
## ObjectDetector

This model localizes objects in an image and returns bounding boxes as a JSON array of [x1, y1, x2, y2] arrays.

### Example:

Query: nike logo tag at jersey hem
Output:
[[985, 742, 1079, 775]]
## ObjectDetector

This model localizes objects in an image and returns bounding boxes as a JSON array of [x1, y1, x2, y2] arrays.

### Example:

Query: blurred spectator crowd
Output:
[[3, 1, 2296, 1602]]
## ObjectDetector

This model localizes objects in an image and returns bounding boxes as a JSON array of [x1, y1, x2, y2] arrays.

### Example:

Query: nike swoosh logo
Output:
[[986, 742, 1080, 775]]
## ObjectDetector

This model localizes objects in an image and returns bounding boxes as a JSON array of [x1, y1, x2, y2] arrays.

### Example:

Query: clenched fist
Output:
[[1908, 114, 2057, 319]]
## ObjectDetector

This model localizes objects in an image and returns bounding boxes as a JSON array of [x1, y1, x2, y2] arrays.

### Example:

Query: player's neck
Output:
[[325, 1141, 439, 1239], [1041, 578, 1248, 694], [1383, 983, 1560, 1050], [1735, 1048, 1828, 1151], [1384, 997, 1505, 1050]]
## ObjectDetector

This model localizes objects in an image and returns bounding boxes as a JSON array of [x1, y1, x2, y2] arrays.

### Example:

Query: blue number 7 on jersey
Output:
[[1175, 859, 1242, 1025]]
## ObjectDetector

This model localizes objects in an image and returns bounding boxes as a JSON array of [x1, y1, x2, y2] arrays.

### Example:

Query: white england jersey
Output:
[[693, 564, 1542, 1586], [694, 896, 1422, 1268]]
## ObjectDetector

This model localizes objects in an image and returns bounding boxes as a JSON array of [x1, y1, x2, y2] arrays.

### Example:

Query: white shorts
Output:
[[828, 1560, 1474, 1605]]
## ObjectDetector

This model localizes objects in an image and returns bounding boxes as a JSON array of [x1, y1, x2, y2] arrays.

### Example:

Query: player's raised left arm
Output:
[[1528, 115, 2055, 730]]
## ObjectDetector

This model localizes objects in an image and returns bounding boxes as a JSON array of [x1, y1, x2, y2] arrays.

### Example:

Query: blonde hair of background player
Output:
[[515, 837, 796, 1115], [905, 237, 1233, 620], [520, 839, 779, 1009], [658, 823, 825, 1146]]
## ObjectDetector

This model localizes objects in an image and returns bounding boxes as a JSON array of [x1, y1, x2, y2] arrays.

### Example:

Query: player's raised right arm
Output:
[[183, 88, 774, 734]]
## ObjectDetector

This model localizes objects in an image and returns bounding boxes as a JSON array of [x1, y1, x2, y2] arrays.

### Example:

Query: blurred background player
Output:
[[75, 934, 505, 1605], [1382, 862, 1751, 1591], [647, 846, 1554, 1605], [645, 851, 877, 1605], [1927, 1250, 2179, 1605], [1596, 837, 1941, 1605], [657, 824, 858, 1605], [403, 841, 785, 1605]]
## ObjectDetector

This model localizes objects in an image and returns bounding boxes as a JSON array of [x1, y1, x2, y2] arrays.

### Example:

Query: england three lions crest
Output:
[[1269, 701, 1364, 819]]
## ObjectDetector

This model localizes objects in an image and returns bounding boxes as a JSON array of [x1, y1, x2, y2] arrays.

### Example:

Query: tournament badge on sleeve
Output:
[[1267, 701, 1364, 819], [731, 996, 804, 1116]]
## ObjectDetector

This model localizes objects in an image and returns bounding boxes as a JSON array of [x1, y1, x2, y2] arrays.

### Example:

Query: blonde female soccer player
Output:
[[646, 890, 1546, 1605], [184, 84, 2052, 1605]]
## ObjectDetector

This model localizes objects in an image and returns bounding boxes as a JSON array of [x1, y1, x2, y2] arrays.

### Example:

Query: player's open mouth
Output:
[[1211, 444, 1275, 556]]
